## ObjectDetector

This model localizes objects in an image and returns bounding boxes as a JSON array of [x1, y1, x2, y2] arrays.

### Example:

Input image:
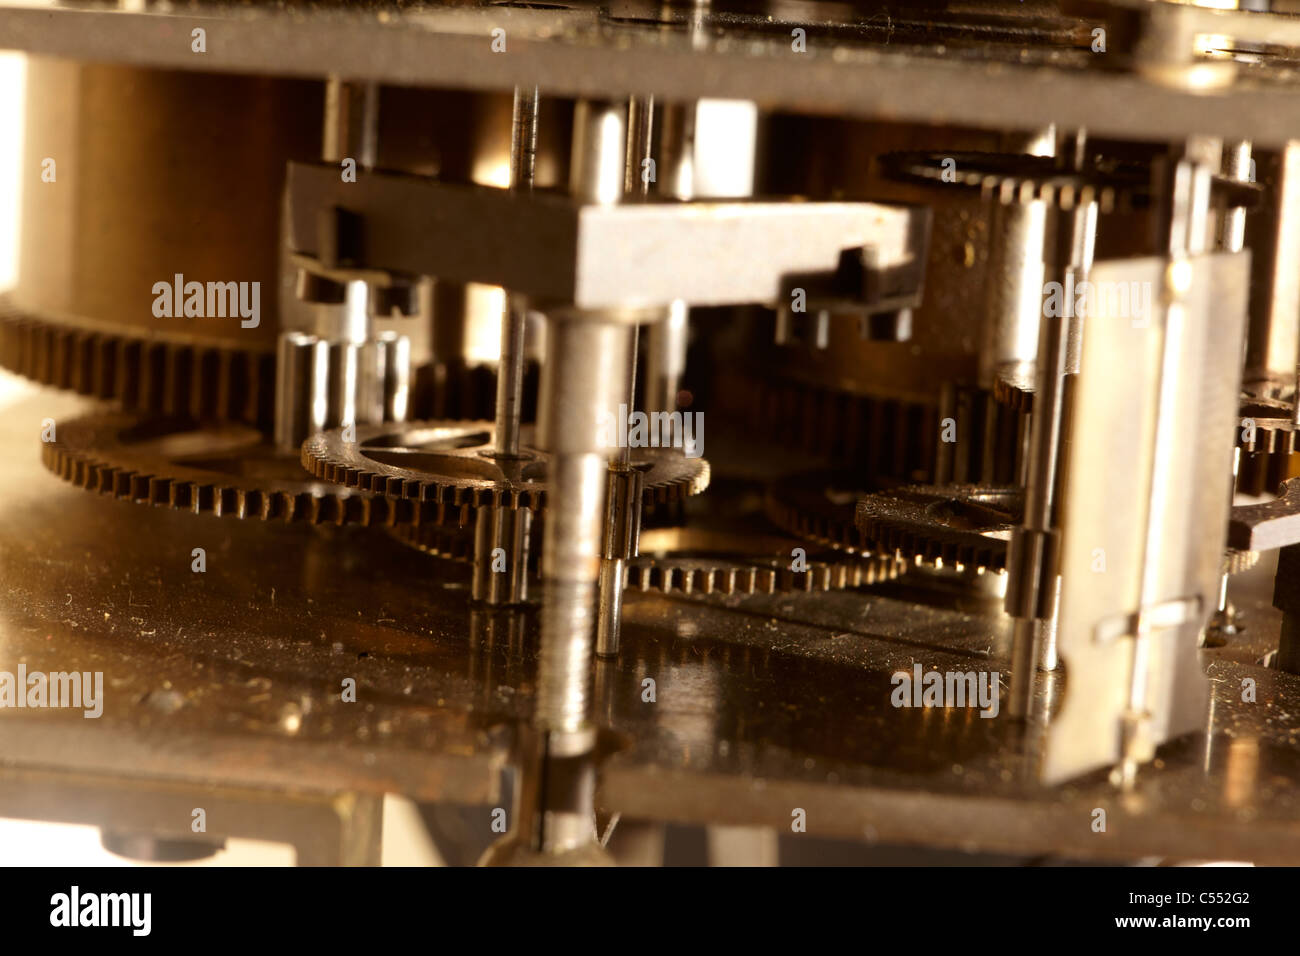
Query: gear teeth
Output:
[[1242, 432, 1297, 456], [626, 521, 904, 596], [0, 296, 275, 427], [387, 522, 477, 563], [1233, 394, 1297, 495], [1223, 549, 1260, 576], [763, 476, 869, 554], [1237, 450, 1292, 497], [625, 551, 903, 596], [736, 377, 936, 486], [854, 484, 1022, 573], [880, 150, 1150, 214], [392, 518, 890, 597], [992, 373, 1034, 412], [40, 412, 454, 527]]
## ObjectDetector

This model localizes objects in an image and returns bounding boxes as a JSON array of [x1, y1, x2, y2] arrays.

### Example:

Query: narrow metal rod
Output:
[[322, 77, 379, 169], [625, 95, 655, 199], [594, 95, 651, 663], [1007, 132, 1095, 718], [493, 86, 540, 458], [1120, 147, 1214, 787]]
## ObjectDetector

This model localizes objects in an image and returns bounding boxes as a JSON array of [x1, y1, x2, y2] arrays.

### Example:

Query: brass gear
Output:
[[992, 364, 1035, 412], [880, 150, 1152, 212], [0, 296, 276, 428], [732, 372, 1023, 489], [852, 483, 1257, 577], [1238, 395, 1296, 455], [387, 522, 478, 562], [734, 376, 937, 485], [855, 484, 1022, 572], [880, 150, 1259, 213], [302, 421, 710, 512], [42, 412, 445, 525], [388, 521, 902, 595], [1235, 393, 1297, 497], [762, 472, 874, 554], [1223, 549, 1260, 576], [996, 386, 1300, 493], [627, 526, 905, 595]]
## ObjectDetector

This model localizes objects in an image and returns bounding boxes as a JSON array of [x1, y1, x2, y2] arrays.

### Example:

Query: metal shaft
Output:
[[535, 98, 631, 739], [479, 99, 633, 862], [1120, 142, 1215, 787], [536, 318, 634, 730], [1242, 142, 1300, 396], [471, 88, 543, 607], [1007, 131, 1096, 718], [595, 324, 641, 658], [593, 96, 655, 659], [493, 86, 539, 458], [644, 303, 689, 418], [979, 126, 1056, 392], [1208, 141, 1252, 640], [322, 77, 378, 169]]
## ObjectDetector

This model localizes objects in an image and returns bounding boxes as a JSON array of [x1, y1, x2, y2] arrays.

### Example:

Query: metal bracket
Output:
[[285, 162, 931, 314]]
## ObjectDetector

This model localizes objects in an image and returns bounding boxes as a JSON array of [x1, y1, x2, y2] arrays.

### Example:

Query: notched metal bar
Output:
[[285, 162, 931, 312]]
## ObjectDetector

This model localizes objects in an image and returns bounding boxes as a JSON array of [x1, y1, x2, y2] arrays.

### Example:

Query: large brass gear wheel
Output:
[[730, 374, 937, 486], [42, 412, 446, 525], [0, 296, 276, 428], [302, 421, 711, 512]]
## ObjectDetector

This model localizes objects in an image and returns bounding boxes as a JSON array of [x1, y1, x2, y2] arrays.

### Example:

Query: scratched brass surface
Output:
[[0, 379, 1297, 861]]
